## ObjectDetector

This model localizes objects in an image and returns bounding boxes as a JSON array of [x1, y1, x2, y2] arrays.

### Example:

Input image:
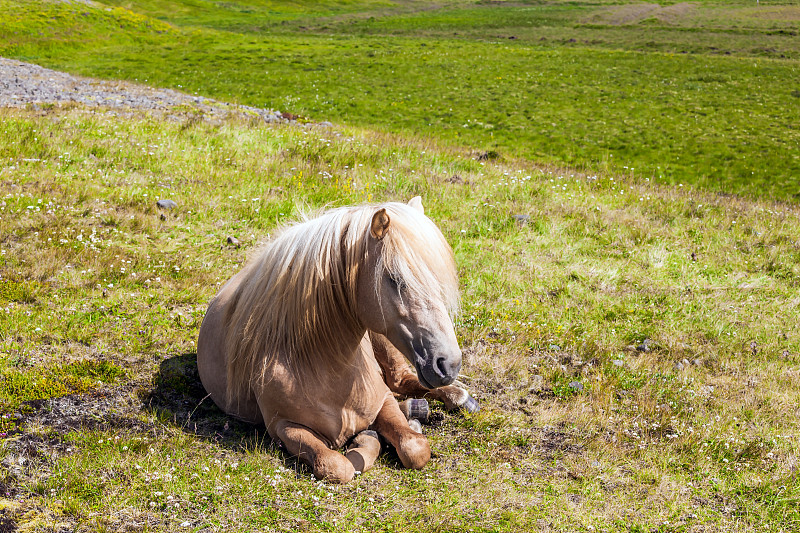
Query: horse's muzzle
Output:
[[414, 344, 462, 389]]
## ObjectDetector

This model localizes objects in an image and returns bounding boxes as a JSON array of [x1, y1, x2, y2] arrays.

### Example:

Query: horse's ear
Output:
[[408, 196, 424, 214], [370, 208, 391, 240]]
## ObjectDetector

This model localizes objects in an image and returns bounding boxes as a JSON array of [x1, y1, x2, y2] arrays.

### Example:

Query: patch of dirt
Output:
[[742, 6, 800, 21], [445, 174, 468, 185], [21, 387, 148, 434], [583, 3, 696, 26], [0, 514, 16, 533], [1, 387, 151, 487], [535, 423, 584, 458], [657, 3, 697, 24]]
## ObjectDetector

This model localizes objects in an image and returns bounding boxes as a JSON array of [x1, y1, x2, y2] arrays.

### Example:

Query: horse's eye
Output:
[[388, 273, 407, 291]]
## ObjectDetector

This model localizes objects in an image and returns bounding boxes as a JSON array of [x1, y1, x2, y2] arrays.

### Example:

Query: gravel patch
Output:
[[0, 56, 292, 124]]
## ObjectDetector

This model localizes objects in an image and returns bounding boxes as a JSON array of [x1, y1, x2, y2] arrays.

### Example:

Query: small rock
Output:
[[159, 213, 166, 221], [568, 381, 584, 392], [512, 214, 530, 226], [693, 358, 702, 366], [317, 121, 333, 128], [549, 344, 561, 351], [157, 199, 177, 209], [674, 361, 685, 371], [636, 338, 651, 352], [226, 236, 240, 247], [612, 359, 624, 367], [682, 358, 690, 367], [529, 375, 544, 393]]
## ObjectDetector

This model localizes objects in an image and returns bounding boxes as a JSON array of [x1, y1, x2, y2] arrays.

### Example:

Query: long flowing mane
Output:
[[223, 202, 460, 400]]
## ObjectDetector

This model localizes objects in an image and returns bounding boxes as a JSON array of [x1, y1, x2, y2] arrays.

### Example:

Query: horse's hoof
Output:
[[459, 394, 480, 414], [399, 399, 429, 423], [407, 418, 423, 434], [359, 430, 379, 441]]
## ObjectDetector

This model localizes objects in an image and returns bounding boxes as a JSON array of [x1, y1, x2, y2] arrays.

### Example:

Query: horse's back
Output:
[[197, 273, 263, 424]]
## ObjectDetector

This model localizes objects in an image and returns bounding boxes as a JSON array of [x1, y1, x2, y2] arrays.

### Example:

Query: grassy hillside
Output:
[[1, 99, 799, 530], [1, 0, 799, 200], [2, 0, 800, 530]]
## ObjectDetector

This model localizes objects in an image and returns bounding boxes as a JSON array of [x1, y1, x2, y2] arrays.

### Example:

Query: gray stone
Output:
[[636, 338, 651, 352], [513, 214, 530, 226], [226, 236, 240, 247], [157, 199, 177, 209], [568, 381, 584, 392], [529, 375, 544, 393]]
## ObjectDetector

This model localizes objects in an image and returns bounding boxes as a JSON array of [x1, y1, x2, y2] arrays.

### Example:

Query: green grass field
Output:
[[2, 0, 800, 531], [1, 0, 798, 200], [1, 100, 799, 531]]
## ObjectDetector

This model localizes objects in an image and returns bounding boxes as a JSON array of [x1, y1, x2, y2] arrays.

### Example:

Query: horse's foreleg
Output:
[[371, 332, 479, 414], [344, 430, 381, 475], [372, 395, 430, 470], [275, 421, 355, 483], [426, 383, 480, 413]]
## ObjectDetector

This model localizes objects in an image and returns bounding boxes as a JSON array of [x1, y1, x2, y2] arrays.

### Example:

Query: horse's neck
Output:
[[316, 327, 370, 366], [279, 328, 377, 393]]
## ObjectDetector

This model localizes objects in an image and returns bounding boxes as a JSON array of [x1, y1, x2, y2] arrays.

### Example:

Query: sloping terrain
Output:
[[1, 57, 799, 531], [2, 0, 799, 200]]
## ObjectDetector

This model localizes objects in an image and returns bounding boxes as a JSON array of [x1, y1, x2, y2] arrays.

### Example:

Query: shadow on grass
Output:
[[143, 352, 271, 452]]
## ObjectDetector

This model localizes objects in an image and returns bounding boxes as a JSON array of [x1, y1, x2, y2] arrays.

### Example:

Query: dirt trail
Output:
[[583, 2, 696, 25], [0, 56, 289, 124]]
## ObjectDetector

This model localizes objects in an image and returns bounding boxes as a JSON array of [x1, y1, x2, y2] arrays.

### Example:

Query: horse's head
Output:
[[357, 198, 462, 389]]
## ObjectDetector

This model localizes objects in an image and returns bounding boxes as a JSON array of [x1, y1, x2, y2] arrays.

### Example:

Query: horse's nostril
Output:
[[435, 356, 448, 378]]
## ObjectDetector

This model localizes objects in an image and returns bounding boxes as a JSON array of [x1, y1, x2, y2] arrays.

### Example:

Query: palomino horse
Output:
[[197, 197, 475, 482]]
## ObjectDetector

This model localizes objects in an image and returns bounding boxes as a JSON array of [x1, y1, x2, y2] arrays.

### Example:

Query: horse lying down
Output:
[[197, 197, 478, 483]]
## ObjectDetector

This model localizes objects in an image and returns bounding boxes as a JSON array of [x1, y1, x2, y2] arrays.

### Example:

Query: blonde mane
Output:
[[223, 202, 460, 401]]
